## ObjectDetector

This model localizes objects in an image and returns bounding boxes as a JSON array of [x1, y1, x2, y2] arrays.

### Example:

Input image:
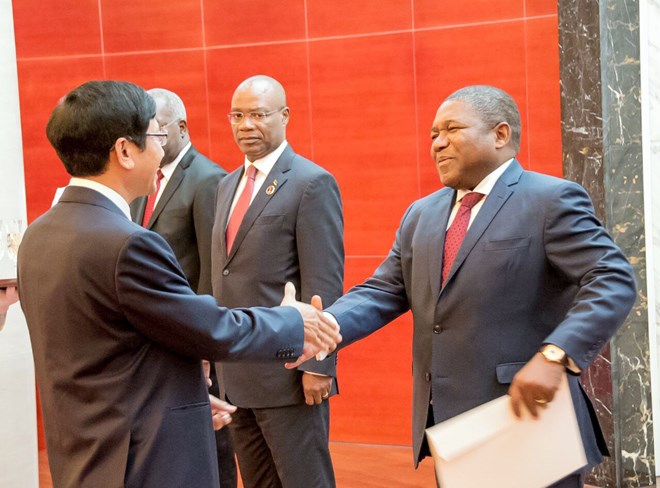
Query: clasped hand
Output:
[[279, 282, 341, 369]]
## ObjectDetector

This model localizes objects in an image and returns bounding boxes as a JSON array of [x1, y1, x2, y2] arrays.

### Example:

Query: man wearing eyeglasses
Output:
[[212, 75, 344, 488], [17, 80, 342, 488], [129, 88, 237, 488]]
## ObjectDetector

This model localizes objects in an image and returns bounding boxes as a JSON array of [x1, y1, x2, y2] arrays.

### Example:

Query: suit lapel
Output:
[[225, 146, 293, 263], [427, 190, 455, 299], [146, 147, 196, 228], [440, 160, 523, 291], [217, 169, 243, 257]]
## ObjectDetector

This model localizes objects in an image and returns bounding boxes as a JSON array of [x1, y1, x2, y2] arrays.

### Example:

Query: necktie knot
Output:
[[246, 164, 257, 180], [460, 192, 484, 210]]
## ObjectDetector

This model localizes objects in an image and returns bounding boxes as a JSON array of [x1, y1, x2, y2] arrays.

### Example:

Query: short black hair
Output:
[[46, 80, 156, 177], [445, 85, 521, 152]]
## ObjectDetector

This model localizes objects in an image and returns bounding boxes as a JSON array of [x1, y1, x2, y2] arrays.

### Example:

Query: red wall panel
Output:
[[307, 0, 412, 37], [203, 0, 306, 46], [13, 0, 562, 449], [101, 0, 204, 53], [309, 33, 418, 256], [12, 0, 102, 58]]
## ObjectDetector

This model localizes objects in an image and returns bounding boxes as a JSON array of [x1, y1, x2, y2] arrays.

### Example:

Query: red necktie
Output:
[[441, 192, 484, 284], [226, 164, 258, 255], [142, 169, 164, 227]]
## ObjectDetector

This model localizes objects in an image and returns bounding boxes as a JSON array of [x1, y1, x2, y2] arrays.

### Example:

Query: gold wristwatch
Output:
[[540, 344, 568, 367]]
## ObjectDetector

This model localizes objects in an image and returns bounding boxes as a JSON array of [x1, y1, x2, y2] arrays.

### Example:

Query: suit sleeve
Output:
[[542, 181, 636, 370], [295, 171, 345, 376], [115, 230, 304, 362], [326, 205, 413, 348], [193, 165, 226, 295]]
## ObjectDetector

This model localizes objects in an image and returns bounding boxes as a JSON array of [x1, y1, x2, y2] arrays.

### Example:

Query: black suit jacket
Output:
[[131, 146, 226, 294], [18, 187, 304, 488], [212, 145, 345, 408]]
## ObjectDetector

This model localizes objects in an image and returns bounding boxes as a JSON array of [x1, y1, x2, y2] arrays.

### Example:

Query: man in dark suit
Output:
[[325, 85, 636, 488], [17, 80, 341, 488], [212, 75, 344, 488], [130, 88, 237, 488]]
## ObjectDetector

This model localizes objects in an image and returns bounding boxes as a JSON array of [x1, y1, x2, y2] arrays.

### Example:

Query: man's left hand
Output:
[[508, 352, 564, 419], [210, 394, 237, 430], [302, 372, 333, 405]]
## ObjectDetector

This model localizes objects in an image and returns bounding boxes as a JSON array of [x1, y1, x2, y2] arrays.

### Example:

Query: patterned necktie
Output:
[[226, 164, 258, 255], [441, 192, 485, 285], [141, 169, 164, 227]]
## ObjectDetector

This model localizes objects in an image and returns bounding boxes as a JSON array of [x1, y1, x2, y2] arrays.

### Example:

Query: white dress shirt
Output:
[[153, 142, 191, 207], [226, 140, 289, 222], [67, 178, 131, 220], [446, 158, 513, 230]]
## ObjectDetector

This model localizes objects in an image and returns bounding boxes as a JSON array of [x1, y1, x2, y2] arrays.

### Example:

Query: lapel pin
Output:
[[273, 179, 278, 186], [266, 185, 276, 196]]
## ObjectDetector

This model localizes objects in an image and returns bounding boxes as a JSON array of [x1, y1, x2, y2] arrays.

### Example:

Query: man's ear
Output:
[[493, 122, 511, 149], [178, 119, 189, 138], [281, 106, 290, 127], [113, 138, 135, 170]]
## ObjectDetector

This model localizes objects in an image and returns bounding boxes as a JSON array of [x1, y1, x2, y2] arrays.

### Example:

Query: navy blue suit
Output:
[[18, 187, 304, 488], [327, 160, 636, 471]]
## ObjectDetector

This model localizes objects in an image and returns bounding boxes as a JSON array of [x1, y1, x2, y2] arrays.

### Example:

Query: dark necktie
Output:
[[441, 192, 485, 285], [141, 169, 164, 227], [226, 164, 258, 255]]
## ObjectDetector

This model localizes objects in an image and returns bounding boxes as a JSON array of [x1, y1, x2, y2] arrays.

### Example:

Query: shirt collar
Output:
[[456, 158, 514, 202], [243, 140, 288, 176], [67, 177, 132, 219], [160, 142, 191, 180]]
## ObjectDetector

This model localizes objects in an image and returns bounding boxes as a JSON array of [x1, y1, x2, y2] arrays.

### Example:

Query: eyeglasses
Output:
[[227, 107, 286, 124], [145, 132, 168, 146], [160, 119, 180, 131]]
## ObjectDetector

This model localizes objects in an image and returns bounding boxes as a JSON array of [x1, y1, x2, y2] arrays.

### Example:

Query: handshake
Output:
[[279, 282, 342, 368]]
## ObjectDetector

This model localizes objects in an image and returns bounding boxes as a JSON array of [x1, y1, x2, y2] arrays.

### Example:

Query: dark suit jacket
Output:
[[18, 187, 304, 488], [130, 146, 226, 294], [326, 160, 636, 467], [212, 144, 344, 408]]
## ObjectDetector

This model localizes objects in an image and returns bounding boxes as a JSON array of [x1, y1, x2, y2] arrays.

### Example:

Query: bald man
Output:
[[212, 76, 344, 488]]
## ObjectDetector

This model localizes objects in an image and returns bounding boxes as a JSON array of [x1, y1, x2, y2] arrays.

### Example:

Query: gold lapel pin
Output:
[[266, 185, 276, 196], [273, 179, 278, 186]]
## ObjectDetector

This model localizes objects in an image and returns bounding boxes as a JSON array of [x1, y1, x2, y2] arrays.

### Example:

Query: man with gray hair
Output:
[[129, 88, 237, 488], [324, 85, 636, 487]]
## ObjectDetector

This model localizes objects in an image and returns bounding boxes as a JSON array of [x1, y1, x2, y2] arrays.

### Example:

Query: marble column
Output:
[[559, 0, 655, 486]]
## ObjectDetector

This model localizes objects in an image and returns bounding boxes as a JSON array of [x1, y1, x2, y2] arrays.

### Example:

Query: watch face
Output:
[[547, 350, 560, 360], [542, 346, 566, 364]]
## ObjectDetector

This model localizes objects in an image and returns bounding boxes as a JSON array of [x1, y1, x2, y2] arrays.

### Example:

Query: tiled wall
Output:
[[13, 0, 562, 446]]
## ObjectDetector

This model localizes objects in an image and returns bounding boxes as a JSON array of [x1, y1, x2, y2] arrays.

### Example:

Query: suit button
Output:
[[223, 269, 229, 276], [425, 373, 432, 382], [433, 324, 442, 334]]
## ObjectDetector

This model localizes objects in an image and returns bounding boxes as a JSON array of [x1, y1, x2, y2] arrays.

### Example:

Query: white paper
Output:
[[425, 374, 586, 488]]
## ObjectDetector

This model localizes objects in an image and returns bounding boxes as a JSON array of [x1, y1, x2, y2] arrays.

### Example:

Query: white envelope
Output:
[[425, 374, 586, 488]]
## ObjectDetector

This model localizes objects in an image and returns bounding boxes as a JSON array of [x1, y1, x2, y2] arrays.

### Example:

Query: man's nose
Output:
[[432, 133, 448, 151], [237, 116, 256, 129]]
